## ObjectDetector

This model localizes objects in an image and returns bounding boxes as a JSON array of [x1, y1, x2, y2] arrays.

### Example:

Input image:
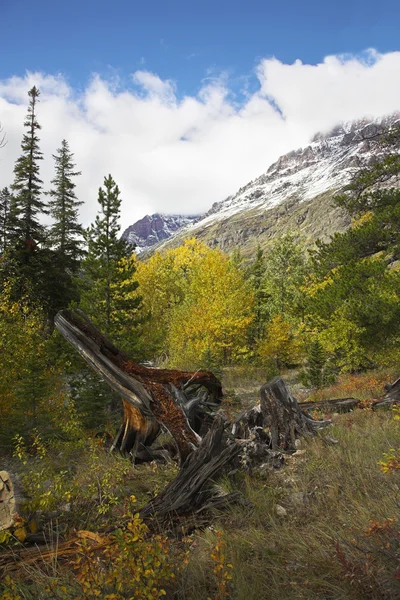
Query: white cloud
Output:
[[0, 49, 399, 232]]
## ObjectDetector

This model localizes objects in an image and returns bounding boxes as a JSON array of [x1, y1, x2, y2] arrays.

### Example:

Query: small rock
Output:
[[293, 449, 306, 456], [0, 471, 16, 531], [294, 439, 302, 449], [276, 504, 287, 517]]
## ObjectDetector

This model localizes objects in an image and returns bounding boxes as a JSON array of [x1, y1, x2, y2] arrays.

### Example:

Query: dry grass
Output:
[[298, 367, 398, 403], [180, 405, 400, 599]]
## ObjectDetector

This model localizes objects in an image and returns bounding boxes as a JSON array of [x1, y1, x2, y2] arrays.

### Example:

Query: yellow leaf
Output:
[[14, 527, 27, 542], [28, 520, 37, 533]]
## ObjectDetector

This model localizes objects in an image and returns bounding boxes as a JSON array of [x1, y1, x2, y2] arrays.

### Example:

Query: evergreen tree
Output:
[[78, 175, 141, 424], [47, 139, 84, 271], [0, 187, 12, 254], [1, 87, 48, 308], [313, 123, 400, 274], [263, 234, 307, 321], [10, 86, 46, 249], [304, 123, 400, 371], [304, 340, 326, 388], [247, 245, 269, 345], [301, 340, 337, 389], [80, 174, 140, 342]]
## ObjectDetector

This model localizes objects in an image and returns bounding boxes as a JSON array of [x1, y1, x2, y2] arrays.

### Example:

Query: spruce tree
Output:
[[1, 87, 48, 307], [47, 139, 84, 271], [80, 174, 140, 340], [248, 245, 269, 345], [305, 340, 326, 389], [78, 175, 141, 424], [0, 187, 12, 254], [11, 86, 46, 249]]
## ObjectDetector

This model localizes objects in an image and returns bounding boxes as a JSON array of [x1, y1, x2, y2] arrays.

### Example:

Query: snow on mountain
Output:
[[195, 114, 400, 229], [122, 213, 199, 253], [125, 113, 400, 256]]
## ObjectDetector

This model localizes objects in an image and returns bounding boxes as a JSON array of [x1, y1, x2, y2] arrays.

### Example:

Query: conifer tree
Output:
[[305, 340, 326, 388], [80, 175, 140, 341], [248, 245, 269, 345], [1, 87, 49, 307], [78, 175, 141, 423], [47, 139, 84, 271], [11, 86, 46, 249], [0, 187, 12, 254], [263, 234, 307, 320]]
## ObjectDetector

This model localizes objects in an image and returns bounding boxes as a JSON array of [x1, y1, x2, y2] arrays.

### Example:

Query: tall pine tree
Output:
[[47, 139, 84, 270], [0, 187, 12, 254], [78, 175, 141, 424], [34, 139, 85, 321], [11, 86, 46, 250], [80, 174, 140, 341], [1, 86, 49, 307]]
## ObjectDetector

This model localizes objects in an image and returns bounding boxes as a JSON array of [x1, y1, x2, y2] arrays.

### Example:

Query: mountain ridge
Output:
[[122, 213, 199, 252], [125, 113, 400, 257]]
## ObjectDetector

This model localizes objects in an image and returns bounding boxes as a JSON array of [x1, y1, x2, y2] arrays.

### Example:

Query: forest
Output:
[[0, 86, 400, 599]]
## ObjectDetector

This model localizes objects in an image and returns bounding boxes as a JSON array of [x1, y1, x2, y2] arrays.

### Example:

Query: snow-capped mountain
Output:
[[127, 114, 400, 257], [122, 213, 199, 253]]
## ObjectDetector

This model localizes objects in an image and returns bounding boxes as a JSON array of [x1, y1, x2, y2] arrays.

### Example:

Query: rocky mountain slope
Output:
[[122, 213, 199, 252], [129, 114, 400, 258]]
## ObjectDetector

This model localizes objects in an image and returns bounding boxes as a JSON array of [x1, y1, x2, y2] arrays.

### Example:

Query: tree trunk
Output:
[[55, 309, 223, 463]]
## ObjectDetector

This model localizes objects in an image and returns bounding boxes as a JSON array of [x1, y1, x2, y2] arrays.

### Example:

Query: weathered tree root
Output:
[[139, 377, 330, 530]]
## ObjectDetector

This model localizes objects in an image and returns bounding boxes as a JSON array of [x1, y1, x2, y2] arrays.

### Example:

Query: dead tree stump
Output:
[[260, 377, 330, 452]]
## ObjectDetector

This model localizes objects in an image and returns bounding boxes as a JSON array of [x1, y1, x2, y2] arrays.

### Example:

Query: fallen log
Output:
[[140, 415, 242, 529], [298, 397, 360, 413], [140, 378, 330, 529]]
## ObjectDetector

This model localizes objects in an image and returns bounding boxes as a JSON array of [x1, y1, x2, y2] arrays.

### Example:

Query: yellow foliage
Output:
[[70, 504, 186, 599], [351, 210, 374, 229], [135, 239, 254, 367], [301, 273, 334, 298], [257, 315, 304, 366], [0, 287, 62, 444], [208, 531, 233, 600]]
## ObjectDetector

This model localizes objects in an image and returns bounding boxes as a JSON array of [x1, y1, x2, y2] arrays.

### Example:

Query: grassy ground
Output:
[[182, 407, 400, 599], [1, 369, 400, 599]]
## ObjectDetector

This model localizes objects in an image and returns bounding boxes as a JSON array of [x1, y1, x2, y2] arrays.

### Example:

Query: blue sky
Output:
[[2, 0, 399, 96], [0, 0, 399, 228]]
